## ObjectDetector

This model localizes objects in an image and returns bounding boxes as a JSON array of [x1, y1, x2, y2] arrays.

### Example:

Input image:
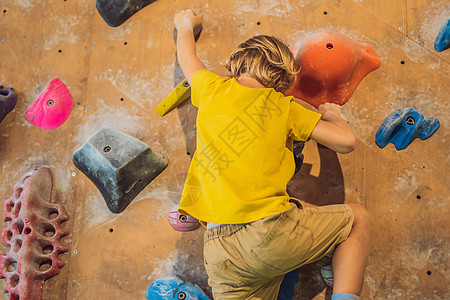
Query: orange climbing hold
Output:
[[286, 31, 381, 108]]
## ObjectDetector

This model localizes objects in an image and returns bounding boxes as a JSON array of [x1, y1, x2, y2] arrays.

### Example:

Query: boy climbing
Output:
[[174, 9, 371, 300]]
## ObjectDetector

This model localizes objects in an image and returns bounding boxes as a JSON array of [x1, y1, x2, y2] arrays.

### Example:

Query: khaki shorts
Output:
[[203, 201, 354, 299]]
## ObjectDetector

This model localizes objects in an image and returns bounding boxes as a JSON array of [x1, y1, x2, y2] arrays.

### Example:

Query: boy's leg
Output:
[[331, 203, 371, 295]]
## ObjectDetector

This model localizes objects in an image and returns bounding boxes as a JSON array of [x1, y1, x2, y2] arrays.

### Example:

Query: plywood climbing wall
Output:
[[0, 0, 448, 299]]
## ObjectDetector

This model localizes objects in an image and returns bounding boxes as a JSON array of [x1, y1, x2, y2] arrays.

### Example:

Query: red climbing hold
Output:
[[0, 167, 68, 300], [286, 31, 381, 108]]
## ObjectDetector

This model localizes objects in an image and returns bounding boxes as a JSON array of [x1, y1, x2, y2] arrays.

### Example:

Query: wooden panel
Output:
[[0, 0, 448, 299]]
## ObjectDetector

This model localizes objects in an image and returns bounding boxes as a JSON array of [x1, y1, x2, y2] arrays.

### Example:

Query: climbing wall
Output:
[[0, 0, 448, 299]]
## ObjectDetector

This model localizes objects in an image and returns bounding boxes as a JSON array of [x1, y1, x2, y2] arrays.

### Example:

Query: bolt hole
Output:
[[177, 292, 186, 300], [179, 215, 188, 223], [400, 60, 405, 64], [42, 245, 53, 254], [3, 10, 7, 13], [323, 11, 328, 15], [47, 100, 54, 106], [58, 49, 62, 53], [43, 226, 56, 237], [326, 43, 333, 49], [257, 21, 261, 25], [120, 98, 124, 101], [183, 81, 190, 87], [103, 146, 111, 153], [109, 228, 114, 233], [49, 210, 59, 219], [427, 270, 432, 275], [39, 260, 52, 272], [138, 179, 142, 182], [416, 195, 421, 199], [406, 116, 415, 125], [187, 152, 191, 155], [124, 41, 128, 45], [24, 227, 31, 235]]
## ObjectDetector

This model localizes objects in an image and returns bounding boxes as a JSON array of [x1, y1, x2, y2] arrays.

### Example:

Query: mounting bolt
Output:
[[398, 26, 403, 30], [410, 30, 414, 34], [71, 172, 76, 177], [73, 249, 78, 254], [406, 116, 415, 125]]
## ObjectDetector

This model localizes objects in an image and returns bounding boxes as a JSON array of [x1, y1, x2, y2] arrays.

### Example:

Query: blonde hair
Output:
[[225, 35, 298, 94]]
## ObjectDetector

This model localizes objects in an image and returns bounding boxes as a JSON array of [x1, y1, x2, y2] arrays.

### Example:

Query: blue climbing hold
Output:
[[434, 17, 450, 52], [0, 86, 17, 124], [277, 269, 300, 300], [375, 107, 440, 150], [146, 275, 210, 300]]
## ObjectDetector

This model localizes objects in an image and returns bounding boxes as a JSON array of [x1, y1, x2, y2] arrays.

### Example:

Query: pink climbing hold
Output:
[[0, 167, 68, 300], [286, 31, 381, 108], [168, 205, 200, 231], [25, 78, 73, 129]]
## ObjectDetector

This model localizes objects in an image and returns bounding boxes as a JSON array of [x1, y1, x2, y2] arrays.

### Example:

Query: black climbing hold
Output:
[[96, 0, 157, 27], [72, 127, 168, 213], [0, 86, 17, 124], [293, 140, 305, 174]]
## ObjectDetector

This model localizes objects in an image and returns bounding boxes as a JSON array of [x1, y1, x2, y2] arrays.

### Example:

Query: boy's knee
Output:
[[348, 203, 370, 228]]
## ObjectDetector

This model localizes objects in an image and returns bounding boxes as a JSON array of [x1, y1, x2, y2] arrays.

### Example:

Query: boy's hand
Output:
[[174, 9, 203, 33], [318, 102, 342, 121], [310, 102, 356, 154]]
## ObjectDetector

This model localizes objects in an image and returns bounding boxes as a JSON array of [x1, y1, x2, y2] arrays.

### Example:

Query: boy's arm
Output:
[[293, 97, 318, 112], [309, 103, 356, 154], [174, 10, 206, 83]]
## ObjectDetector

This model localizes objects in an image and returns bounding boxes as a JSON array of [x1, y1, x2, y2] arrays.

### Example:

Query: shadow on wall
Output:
[[288, 143, 345, 299], [173, 229, 212, 298], [174, 56, 198, 160], [288, 143, 345, 206]]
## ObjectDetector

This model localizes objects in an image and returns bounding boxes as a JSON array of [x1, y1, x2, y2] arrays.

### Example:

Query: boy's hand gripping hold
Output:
[[174, 9, 203, 33], [310, 102, 356, 154]]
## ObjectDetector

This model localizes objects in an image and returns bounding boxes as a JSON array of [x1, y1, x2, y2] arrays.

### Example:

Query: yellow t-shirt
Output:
[[178, 69, 321, 224]]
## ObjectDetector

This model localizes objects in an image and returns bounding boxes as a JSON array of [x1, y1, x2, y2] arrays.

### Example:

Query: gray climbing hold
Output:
[[73, 127, 168, 213], [96, 0, 157, 27], [0, 86, 17, 124]]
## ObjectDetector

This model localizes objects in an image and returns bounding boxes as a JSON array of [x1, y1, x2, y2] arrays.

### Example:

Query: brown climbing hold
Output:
[[286, 31, 381, 108], [0, 167, 68, 300]]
